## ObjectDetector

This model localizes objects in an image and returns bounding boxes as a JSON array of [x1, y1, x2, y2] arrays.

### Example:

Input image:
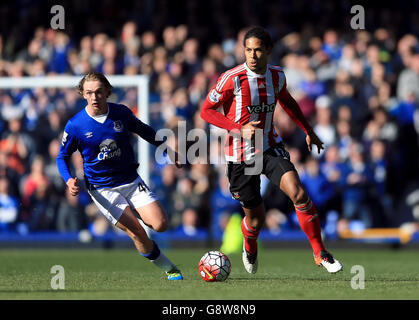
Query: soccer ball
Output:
[[198, 251, 231, 282]]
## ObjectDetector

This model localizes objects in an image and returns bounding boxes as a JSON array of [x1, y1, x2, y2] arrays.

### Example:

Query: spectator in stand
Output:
[[120, 21, 138, 49], [21, 155, 50, 221], [363, 106, 399, 145], [391, 91, 418, 127], [336, 119, 353, 162], [300, 156, 336, 222], [320, 144, 344, 189], [162, 26, 180, 58], [312, 95, 337, 158], [0, 149, 21, 198], [123, 36, 141, 72], [282, 53, 304, 93], [90, 33, 108, 70], [331, 73, 359, 121], [139, 31, 157, 56], [56, 187, 88, 232], [182, 38, 201, 83], [264, 208, 289, 236], [299, 68, 327, 103], [33, 109, 62, 156], [0, 177, 19, 232], [47, 32, 72, 74], [44, 138, 67, 198], [201, 57, 220, 88], [0, 115, 35, 175], [322, 29, 342, 62], [99, 40, 123, 74], [287, 146, 304, 175], [369, 139, 392, 225], [173, 87, 196, 123], [338, 44, 357, 73], [397, 52, 419, 102], [79, 36, 93, 63], [172, 208, 207, 238], [392, 34, 418, 76], [340, 141, 375, 228], [168, 59, 188, 88], [377, 81, 398, 111], [169, 176, 203, 229], [27, 180, 57, 231], [210, 173, 242, 239], [389, 89, 419, 182], [188, 71, 209, 106], [153, 164, 178, 215]]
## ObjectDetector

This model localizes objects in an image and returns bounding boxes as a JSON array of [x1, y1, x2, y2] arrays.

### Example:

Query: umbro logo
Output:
[[258, 83, 265, 89], [85, 132, 93, 138]]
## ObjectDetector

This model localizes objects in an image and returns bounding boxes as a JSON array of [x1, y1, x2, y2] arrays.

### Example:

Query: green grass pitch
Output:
[[0, 247, 418, 300]]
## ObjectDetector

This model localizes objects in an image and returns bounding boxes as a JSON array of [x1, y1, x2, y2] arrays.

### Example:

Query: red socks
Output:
[[295, 199, 325, 257], [240, 198, 325, 257], [241, 216, 260, 254]]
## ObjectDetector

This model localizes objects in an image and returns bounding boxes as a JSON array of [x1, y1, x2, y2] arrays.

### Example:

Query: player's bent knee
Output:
[[154, 219, 168, 232], [292, 189, 308, 206]]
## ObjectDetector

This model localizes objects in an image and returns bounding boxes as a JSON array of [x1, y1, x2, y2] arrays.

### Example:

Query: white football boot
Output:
[[242, 243, 258, 274], [314, 250, 343, 273]]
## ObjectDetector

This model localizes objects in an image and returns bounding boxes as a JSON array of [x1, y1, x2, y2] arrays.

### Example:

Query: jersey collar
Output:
[[243, 62, 268, 78], [85, 103, 110, 123]]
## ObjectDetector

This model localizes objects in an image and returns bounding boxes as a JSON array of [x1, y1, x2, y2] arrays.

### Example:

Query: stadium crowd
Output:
[[0, 0, 418, 240]]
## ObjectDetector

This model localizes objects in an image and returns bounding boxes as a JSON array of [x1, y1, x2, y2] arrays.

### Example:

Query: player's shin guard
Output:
[[295, 198, 325, 257], [240, 216, 260, 254], [140, 240, 175, 273]]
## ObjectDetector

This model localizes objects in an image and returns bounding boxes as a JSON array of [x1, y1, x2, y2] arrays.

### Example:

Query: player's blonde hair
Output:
[[77, 71, 114, 97]]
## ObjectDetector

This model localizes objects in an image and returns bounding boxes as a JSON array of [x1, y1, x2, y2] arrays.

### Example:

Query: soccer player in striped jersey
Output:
[[57, 72, 183, 280], [201, 27, 342, 274]]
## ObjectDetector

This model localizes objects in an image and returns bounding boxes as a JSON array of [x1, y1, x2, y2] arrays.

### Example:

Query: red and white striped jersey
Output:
[[201, 62, 287, 162]]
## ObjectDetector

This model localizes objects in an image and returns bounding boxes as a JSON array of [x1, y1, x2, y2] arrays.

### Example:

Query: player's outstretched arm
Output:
[[166, 147, 184, 169], [277, 88, 323, 152], [277, 88, 314, 136]]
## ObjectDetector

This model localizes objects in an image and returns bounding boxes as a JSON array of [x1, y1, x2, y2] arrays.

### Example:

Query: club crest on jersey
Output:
[[113, 120, 124, 132], [246, 102, 275, 114], [232, 192, 240, 200], [209, 89, 221, 103]]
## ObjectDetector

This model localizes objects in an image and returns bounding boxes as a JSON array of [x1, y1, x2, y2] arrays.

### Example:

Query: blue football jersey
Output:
[[57, 103, 163, 189]]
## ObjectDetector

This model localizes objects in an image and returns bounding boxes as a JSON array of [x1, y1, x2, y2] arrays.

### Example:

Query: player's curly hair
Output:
[[77, 71, 114, 97], [243, 26, 273, 50]]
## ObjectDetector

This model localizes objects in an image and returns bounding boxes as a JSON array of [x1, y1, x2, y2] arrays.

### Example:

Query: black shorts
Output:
[[226, 142, 296, 208]]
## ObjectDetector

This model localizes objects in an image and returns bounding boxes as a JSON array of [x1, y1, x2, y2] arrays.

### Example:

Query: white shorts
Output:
[[88, 176, 158, 225]]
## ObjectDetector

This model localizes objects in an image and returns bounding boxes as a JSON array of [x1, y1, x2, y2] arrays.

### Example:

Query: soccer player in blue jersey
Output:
[[57, 72, 183, 280]]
